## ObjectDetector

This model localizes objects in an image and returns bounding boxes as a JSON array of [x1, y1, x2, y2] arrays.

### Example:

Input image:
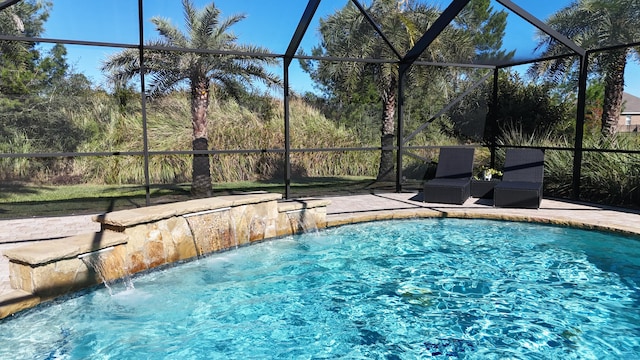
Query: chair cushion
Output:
[[501, 148, 545, 183], [425, 178, 470, 188], [424, 178, 471, 205], [494, 181, 542, 209], [494, 181, 542, 191]]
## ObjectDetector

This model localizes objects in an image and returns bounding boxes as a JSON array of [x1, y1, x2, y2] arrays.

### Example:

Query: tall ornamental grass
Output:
[[72, 95, 375, 184], [580, 136, 640, 205], [0, 131, 33, 180]]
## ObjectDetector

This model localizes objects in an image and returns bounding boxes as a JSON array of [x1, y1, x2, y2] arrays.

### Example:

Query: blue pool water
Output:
[[1, 219, 640, 359]]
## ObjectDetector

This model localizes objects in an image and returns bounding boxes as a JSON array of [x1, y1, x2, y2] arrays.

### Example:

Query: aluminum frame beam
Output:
[[350, 0, 403, 60], [496, 0, 585, 57], [284, 0, 320, 68], [0, 0, 21, 11], [401, 0, 471, 68], [283, 0, 321, 198], [396, 0, 471, 191]]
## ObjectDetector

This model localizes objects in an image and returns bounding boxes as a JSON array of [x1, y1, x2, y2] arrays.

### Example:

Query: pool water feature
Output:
[[1, 218, 639, 359]]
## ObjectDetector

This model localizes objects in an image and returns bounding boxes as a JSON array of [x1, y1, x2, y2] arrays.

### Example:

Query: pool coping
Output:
[[322, 193, 640, 238]]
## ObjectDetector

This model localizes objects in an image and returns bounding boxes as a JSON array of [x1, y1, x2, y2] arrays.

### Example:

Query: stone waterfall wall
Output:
[[1, 193, 330, 319]]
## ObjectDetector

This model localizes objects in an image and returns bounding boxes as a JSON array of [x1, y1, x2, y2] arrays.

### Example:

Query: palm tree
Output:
[[532, 0, 640, 137], [103, 0, 279, 197], [303, 0, 509, 181], [306, 0, 461, 181]]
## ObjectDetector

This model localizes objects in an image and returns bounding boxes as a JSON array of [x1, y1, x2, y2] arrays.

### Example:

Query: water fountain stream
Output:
[[78, 247, 133, 295]]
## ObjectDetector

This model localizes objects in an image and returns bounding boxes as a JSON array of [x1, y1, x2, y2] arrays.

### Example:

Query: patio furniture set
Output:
[[423, 147, 545, 209]]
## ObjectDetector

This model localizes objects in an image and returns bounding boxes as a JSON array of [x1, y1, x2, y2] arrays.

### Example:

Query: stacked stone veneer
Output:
[[1, 193, 330, 319]]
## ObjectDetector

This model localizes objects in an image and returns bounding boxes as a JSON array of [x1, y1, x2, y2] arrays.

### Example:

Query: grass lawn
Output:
[[0, 177, 413, 219]]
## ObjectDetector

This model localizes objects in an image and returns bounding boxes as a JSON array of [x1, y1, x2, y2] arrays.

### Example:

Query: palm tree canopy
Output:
[[102, 0, 280, 99], [531, 0, 640, 136], [312, 0, 471, 96], [532, 0, 640, 78]]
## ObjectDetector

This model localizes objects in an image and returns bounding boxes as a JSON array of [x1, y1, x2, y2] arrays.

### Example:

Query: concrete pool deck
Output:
[[2, 192, 640, 299]]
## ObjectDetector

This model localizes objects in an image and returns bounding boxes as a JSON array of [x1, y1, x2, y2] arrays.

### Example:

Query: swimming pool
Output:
[[1, 218, 639, 359]]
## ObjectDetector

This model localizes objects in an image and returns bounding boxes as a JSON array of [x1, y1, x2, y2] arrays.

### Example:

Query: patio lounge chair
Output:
[[493, 148, 544, 209], [423, 147, 475, 204]]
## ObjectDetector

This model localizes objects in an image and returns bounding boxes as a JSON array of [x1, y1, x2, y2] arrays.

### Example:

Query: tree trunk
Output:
[[600, 49, 627, 137], [377, 80, 396, 181], [191, 137, 212, 197], [377, 132, 395, 181], [190, 75, 212, 197]]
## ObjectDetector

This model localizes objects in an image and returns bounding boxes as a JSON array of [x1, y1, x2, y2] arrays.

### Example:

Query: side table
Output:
[[471, 179, 500, 199]]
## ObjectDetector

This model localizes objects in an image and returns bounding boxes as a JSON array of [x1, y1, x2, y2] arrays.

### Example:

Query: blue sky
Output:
[[40, 0, 640, 97]]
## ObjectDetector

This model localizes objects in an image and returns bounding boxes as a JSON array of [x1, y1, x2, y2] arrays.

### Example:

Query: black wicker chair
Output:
[[493, 148, 545, 209], [423, 147, 475, 205]]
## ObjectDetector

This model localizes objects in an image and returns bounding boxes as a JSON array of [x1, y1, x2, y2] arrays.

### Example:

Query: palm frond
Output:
[[101, 48, 141, 83], [212, 74, 245, 99], [211, 14, 244, 48], [182, 0, 198, 36], [147, 69, 186, 98], [151, 17, 188, 48], [198, 1, 221, 38]]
